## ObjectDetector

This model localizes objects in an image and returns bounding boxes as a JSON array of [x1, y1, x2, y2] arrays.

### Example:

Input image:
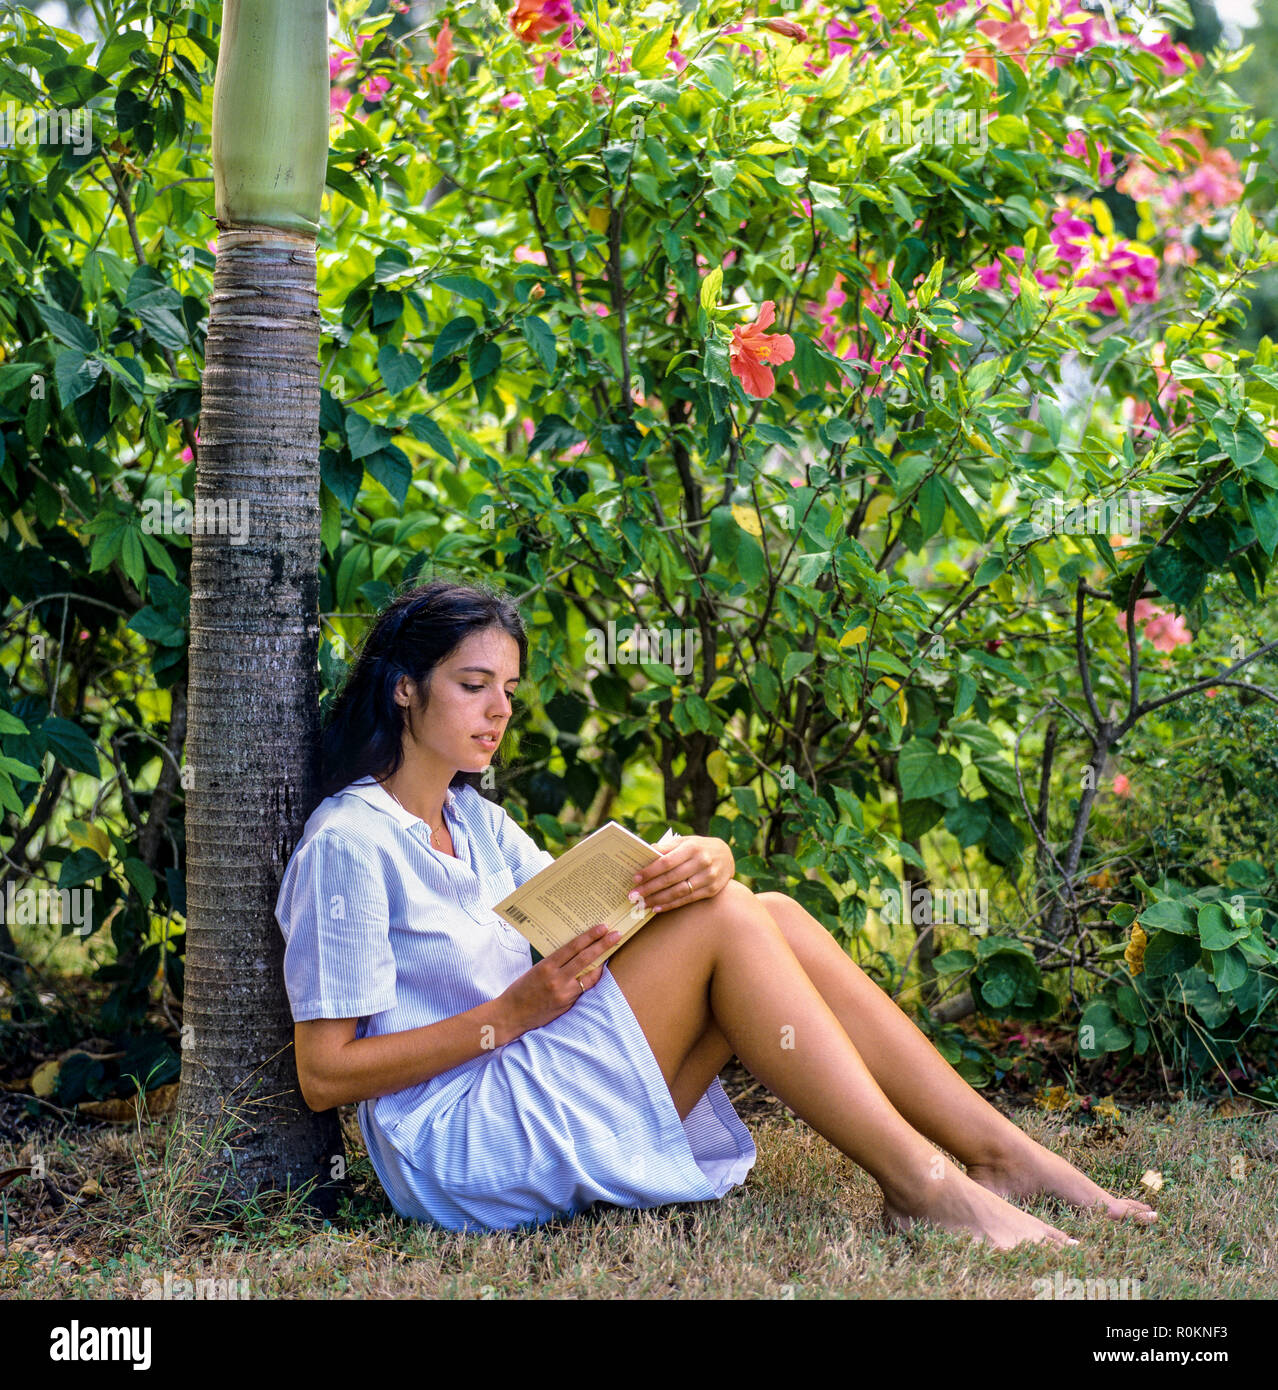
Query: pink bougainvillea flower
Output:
[[1141, 31, 1195, 75], [500, 91, 524, 108], [729, 301, 795, 398], [826, 18, 860, 54], [1112, 774, 1131, 797], [179, 426, 200, 464], [513, 245, 548, 264], [359, 73, 390, 103], [427, 19, 455, 84], [1064, 130, 1116, 184]]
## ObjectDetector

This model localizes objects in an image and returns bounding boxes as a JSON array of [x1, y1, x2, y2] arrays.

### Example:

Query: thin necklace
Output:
[[383, 781, 447, 844]]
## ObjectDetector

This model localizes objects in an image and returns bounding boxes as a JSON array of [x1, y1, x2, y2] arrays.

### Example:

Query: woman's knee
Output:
[[666, 878, 770, 941]]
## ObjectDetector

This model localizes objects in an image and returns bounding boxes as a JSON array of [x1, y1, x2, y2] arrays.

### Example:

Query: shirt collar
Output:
[[342, 776, 457, 831]]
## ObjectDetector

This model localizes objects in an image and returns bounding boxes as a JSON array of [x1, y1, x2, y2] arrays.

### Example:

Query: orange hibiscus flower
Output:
[[964, 18, 1032, 81], [427, 19, 454, 83], [729, 301, 795, 397]]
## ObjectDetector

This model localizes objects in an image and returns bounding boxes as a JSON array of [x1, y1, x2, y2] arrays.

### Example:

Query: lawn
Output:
[[2, 1063, 1274, 1300]]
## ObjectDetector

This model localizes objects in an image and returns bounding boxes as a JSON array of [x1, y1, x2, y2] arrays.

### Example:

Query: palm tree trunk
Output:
[[176, 0, 342, 1213]]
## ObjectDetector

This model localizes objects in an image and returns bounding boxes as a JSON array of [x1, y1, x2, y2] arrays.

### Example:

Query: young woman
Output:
[[275, 578, 1158, 1246]]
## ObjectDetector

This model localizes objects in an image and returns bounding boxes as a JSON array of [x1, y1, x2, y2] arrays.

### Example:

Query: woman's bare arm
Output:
[[294, 922, 621, 1110], [295, 997, 514, 1111]]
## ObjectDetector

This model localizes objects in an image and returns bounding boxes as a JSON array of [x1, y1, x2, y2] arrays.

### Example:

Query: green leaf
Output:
[[1197, 903, 1248, 951], [630, 25, 672, 77], [346, 412, 393, 462], [134, 300, 188, 350], [127, 607, 185, 647], [377, 346, 421, 396], [123, 857, 157, 904], [37, 301, 95, 353], [1208, 945, 1249, 993], [710, 159, 737, 190], [431, 315, 478, 365], [940, 477, 986, 542], [58, 848, 110, 890], [521, 316, 557, 373], [364, 445, 413, 506], [917, 473, 945, 541], [1079, 999, 1130, 1056], [700, 266, 724, 311], [434, 274, 497, 311], [1244, 484, 1278, 557], [702, 341, 732, 394], [1227, 859, 1268, 888], [691, 54, 733, 100], [53, 349, 99, 406], [528, 414, 587, 455], [1143, 930, 1202, 978], [404, 413, 456, 464], [602, 144, 635, 181], [898, 739, 962, 800], [933, 949, 976, 974], [1138, 899, 1196, 935], [1230, 205, 1256, 257], [0, 754, 40, 782], [1146, 545, 1206, 606], [42, 718, 102, 776], [782, 650, 814, 682], [973, 553, 1005, 586]]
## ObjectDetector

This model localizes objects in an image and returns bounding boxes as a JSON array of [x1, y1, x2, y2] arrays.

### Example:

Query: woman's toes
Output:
[[1103, 1197, 1158, 1221]]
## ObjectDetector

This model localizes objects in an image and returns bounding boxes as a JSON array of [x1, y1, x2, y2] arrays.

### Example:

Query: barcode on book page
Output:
[[504, 904, 530, 924]]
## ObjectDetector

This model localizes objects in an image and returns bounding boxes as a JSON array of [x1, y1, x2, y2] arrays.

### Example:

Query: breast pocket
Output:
[[481, 868, 529, 956]]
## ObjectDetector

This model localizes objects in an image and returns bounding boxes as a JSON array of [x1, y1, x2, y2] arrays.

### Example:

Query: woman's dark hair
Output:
[[318, 576, 528, 803]]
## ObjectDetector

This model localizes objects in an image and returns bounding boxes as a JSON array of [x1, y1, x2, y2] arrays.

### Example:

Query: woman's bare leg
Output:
[[749, 892, 1156, 1223], [605, 881, 1080, 1249]]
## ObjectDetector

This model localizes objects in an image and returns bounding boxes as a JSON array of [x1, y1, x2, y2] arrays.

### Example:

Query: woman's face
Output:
[[400, 626, 522, 772]]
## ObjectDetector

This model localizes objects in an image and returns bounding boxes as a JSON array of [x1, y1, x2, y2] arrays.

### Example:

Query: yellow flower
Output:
[[1124, 923, 1147, 977], [1093, 1095, 1121, 1123], [1035, 1084, 1072, 1112]]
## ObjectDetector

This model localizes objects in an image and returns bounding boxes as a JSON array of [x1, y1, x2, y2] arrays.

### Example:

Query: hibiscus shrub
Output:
[[315, 0, 1278, 1093]]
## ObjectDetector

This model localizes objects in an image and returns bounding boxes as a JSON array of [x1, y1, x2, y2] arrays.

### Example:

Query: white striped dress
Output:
[[274, 776, 756, 1232]]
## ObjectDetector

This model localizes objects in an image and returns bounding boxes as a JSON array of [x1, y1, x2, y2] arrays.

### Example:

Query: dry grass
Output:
[[2, 1083, 1274, 1300]]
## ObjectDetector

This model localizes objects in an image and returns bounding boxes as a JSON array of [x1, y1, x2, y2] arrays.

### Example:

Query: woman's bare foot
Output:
[[881, 1163, 1080, 1251], [966, 1135, 1158, 1224]]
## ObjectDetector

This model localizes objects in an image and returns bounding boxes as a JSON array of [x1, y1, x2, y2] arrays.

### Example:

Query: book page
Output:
[[493, 822, 678, 978]]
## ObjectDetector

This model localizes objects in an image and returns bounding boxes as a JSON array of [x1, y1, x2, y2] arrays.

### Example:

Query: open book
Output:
[[493, 822, 681, 980]]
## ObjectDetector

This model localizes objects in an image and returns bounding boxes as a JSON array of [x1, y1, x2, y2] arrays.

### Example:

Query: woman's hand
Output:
[[629, 836, 735, 913], [498, 923, 621, 1037]]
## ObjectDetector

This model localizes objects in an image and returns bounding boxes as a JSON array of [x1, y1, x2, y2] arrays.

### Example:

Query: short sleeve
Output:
[[492, 805, 556, 889], [274, 830, 397, 1022]]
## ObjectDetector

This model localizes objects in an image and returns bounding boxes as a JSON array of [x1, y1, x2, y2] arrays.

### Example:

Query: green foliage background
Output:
[[1, 0, 1277, 1106]]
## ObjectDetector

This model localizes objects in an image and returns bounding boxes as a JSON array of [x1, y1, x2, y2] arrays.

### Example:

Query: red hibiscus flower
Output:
[[729, 301, 795, 398]]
